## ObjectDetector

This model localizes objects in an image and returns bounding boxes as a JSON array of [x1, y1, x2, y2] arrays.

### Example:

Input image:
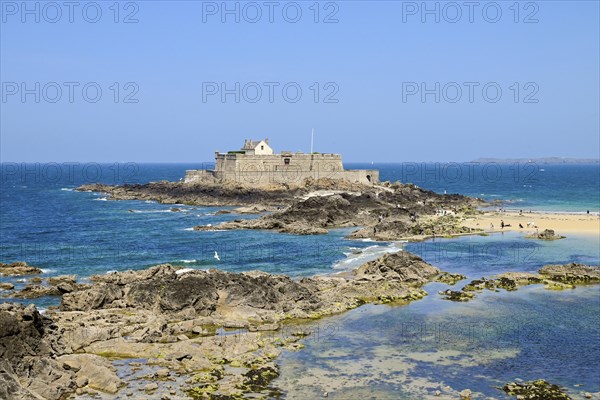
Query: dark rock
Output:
[[440, 264, 599, 302], [175, 353, 192, 361], [501, 379, 571, 399], [438, 289, 475, 302], [0, 303, 75, 400], [62, 264, 321, 316], [434, 272, 466, 285], [241, 365, 279, 391], [77, 179, 481, 239]]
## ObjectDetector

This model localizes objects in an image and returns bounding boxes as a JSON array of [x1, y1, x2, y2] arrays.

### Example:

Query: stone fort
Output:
[[184, 138, 379, 186]]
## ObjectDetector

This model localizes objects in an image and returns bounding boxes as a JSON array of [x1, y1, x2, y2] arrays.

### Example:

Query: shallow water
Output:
[[275, 233, 600, 399]]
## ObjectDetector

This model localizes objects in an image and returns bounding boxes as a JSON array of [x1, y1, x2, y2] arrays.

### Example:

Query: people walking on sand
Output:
[[500, 220, 505, 229]]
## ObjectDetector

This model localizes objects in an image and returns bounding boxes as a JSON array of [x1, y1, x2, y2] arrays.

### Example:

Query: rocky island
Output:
[[78, 177, 484, 241]]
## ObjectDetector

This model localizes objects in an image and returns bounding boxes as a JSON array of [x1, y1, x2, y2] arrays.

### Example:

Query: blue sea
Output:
[[1, 162, 599, 398]]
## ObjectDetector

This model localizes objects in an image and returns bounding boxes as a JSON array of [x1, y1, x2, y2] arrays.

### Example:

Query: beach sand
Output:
[[463, 211, 600, 236]]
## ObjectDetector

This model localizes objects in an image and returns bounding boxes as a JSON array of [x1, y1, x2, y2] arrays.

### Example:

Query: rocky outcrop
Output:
[[0, 303, 74, 400], [349, 215, 481, 241], [0, 261, 42, 276], [76, 181, 302, 207], [526, 229, 565, 240], [539, 263, 600, 284], [78, 179, 482, 239], [12, 284, 62, 299], [440, 263, 600, 301], [434, 272, 467, 285], [77, 178, 383, 207], [194, 218, 329, 235], [7, 275, 86, 299], [195, 191, 481, 237], [47, 275, 77, 286], [62, 264, 323, 319], [61, 252, 441, 322], [353, 251, 440, 285], [502, 379, 571, 399], [438, 289, 475, 302], [37, 251, 445, 398]]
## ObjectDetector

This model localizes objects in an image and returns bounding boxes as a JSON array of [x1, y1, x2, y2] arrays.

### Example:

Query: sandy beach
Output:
[[463, 211, 600, 236]]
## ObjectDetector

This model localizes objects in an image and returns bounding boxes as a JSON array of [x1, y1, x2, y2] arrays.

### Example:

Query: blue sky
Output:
[[1, 1, 599, 162]]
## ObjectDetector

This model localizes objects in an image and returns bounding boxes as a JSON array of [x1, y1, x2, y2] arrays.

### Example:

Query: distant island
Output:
[[471, 157, 599, 164]]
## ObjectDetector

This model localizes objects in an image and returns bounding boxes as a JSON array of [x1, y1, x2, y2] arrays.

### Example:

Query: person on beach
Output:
[[500, 220, 505, 229], [490, 223, 494, 230]]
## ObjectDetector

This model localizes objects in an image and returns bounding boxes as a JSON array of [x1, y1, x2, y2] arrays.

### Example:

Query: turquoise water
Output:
[[1, 163, 599, 398]]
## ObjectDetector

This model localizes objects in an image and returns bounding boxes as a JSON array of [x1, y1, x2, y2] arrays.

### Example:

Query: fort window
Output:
[[261, 145, 264, 150], [284, 158, 290, 165]]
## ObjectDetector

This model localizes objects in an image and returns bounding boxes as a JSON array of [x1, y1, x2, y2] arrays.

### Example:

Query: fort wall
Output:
[[184, 152, 379, 187]]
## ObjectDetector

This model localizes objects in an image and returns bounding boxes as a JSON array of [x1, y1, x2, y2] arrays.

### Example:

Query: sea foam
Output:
[[332, 243, 402, 271]]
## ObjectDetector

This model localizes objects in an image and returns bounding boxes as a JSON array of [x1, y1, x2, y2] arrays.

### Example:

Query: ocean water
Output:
[[363, 162, 600, 213], [1, 162, 599, 398]]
